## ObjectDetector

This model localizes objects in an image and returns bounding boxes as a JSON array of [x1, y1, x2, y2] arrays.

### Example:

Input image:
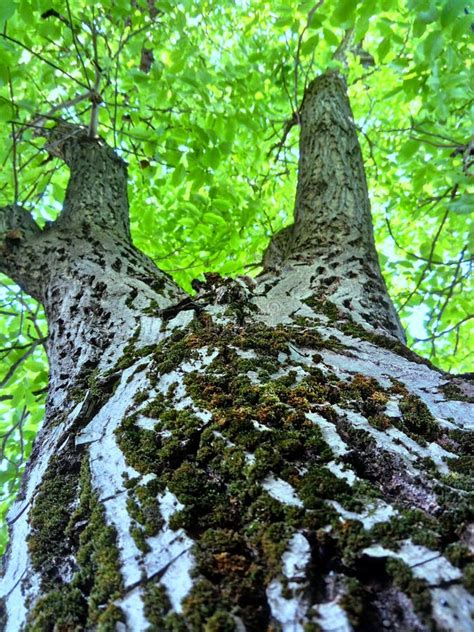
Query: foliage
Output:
[[0, 0, 472, 552]]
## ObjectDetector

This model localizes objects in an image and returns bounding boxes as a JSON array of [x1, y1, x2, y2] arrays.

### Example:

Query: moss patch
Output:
[[28, 452, 81, 574], [112, 311, 470, 629], [26, 457, 124, 630]]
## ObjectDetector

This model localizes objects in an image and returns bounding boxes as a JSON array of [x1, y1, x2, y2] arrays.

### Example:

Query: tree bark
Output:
[[0, 74, 473, 632]]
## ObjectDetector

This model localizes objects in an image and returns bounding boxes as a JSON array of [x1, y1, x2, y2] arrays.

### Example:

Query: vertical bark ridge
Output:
[[261, 71, 405, 342]]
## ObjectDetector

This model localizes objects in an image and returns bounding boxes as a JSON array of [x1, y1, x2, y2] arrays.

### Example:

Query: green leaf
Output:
[[0, 2, 16, 27], [449, 195, 474, 214], [423, 31, 444, 61], [399, 140, 419, 159], [323, 28, 340, 46], [301, 34, 319, 56], [202, 212, 226, 226], [377, 37, 391, 62], [331, 0, 358, 28], [171, 164, 186, 186], [132, 126, 155, 141], [416, 8, 438, 24], [440, 0, 465, 27]]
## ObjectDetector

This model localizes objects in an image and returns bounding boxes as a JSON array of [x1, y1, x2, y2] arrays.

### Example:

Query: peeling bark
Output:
[[0, 81, 473, 632]]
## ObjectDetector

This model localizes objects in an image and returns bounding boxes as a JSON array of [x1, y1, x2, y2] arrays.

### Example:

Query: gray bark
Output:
[[262, 72, 404, 342], [0, 74, 472, 632]]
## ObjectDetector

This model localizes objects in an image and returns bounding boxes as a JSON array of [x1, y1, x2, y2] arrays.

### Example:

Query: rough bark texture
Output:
[[0, 74, 473, 632], [261, 72, 404, 342]]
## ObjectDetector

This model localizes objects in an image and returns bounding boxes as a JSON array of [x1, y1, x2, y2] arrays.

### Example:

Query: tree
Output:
[[0, 1, 473, 630]]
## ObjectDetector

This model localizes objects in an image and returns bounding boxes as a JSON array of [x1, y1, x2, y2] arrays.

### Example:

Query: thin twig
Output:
[[7, 70, 19, 202], [0, 33, 90, 90], [65, 0, 92, 89], [0, 338, 46, 390]]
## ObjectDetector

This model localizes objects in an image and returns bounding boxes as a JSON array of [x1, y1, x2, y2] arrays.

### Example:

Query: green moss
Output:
[[28, 453, 81, 572], [134, 389, 149, 404], [370, 509, 439, 550], [27, 457, 124, 630], [433, 485, 473, 536], [446, 455, 474, 475], [444, 542, 474, 568], [385, 558, 432, 615], [440, 381, 474, 403], [303, 296, 340, 321], [68, 459, 124, 628], [339, 577, 365, 626], [130, 524, 151, 553], [181, 579, 224, 630], [398, 395, 440, 442], [204, 610, 236, 631], [115, 414, 161, 472], [299, 467, 352, 508], [126, 484, 163, 537], [463, 563, 474, 594], [335, 520, 372, 565], [447, 430, 474, 456], [143, 584, 188, 631], [26, 587, 86, 631]]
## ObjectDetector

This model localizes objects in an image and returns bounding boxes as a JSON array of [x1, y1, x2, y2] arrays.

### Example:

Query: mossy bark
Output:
[[0, 76, 473, 631]]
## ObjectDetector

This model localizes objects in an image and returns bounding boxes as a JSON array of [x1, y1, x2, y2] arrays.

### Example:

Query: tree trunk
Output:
[[1, 74, 473, 632]]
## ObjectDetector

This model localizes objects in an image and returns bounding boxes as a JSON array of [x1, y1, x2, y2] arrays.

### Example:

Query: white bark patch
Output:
[[362, 540, 474, 630], [234, 348, 258, 360], [431, 585, 474, 631], [146, 490, 194, 613], [319, 334, 473, 430], [135, 415, 162, 431], [253, 266, 314, 327], [254, 261, 403, 340], [266, 532, 311, 631], [306, 411, 349, 456], [333, 405, 454, 475], [118, 588, 147, 632], [385, 398, 402, 418], [262, 475, 304, 507], [329, 500, 397, 530], [325, 461, 357, 485], [160, 549, 194, 613], [384, 428, 455, 474], [136, 315, 166, 349], [252, 419, 272, 432], [137, 310, 194, 350], [77, 362, 196, 628], [1, 410, 83, 631], [84, 366, 151, 597], [317, 599, 353, 632], [397, 541, 461, 584]]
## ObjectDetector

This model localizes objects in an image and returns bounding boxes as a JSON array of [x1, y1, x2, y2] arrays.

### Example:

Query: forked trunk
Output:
[[0, 75, 472, 632]]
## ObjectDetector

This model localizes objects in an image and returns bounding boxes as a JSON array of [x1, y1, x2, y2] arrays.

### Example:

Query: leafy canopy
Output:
[[0, 0, 472, 551]]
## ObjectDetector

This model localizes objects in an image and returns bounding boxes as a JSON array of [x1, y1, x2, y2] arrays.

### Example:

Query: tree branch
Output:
[[39, 122, 130, 238], [0, 205, 42, 298]]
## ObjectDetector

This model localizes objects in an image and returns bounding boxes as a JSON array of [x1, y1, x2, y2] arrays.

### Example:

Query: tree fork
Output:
[[0, 83, 473, 632]]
